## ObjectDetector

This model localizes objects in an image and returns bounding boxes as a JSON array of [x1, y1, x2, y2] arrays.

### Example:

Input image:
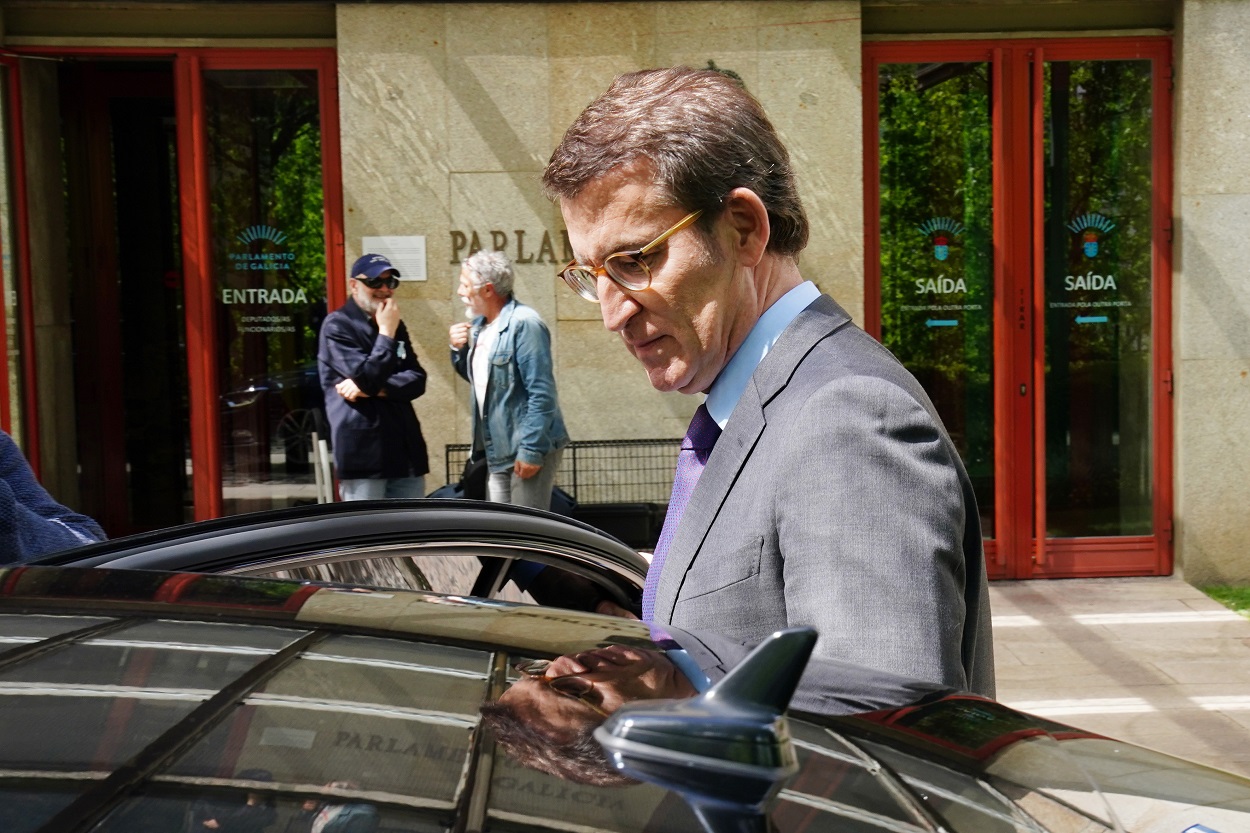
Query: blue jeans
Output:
[[338, 476, 426, 501], [487, 448, 563, 510]]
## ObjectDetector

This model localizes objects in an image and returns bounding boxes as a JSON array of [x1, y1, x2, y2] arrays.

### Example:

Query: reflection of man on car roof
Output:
[[480, 627, 956, 787]]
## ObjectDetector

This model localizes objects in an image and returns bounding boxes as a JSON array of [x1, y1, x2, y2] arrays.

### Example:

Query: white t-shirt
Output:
[[470, 319, 500, 416]]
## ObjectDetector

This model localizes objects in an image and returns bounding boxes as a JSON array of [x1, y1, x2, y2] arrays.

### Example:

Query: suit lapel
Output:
[[654, 382, 765, 621], [653, 294, 853, 621]]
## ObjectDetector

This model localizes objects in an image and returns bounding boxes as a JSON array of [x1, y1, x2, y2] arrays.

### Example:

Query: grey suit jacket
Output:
[[668, 626, 960, 716], [655, 294, 995, 697]]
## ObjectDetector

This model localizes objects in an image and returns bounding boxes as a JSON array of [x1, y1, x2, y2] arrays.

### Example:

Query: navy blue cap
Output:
[[351, 253, 401, 280]]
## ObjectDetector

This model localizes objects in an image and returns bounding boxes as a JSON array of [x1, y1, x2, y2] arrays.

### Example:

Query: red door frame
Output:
[[0, 57, 37, 464], [2, 46, 344, 521], [863, 38, 1173, 580], [178, 48, 345, 520]]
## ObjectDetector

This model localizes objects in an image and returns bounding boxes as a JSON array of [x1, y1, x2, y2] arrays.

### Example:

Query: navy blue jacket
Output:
[[0, 430, 105, 563], [317, 298, 429, 480]]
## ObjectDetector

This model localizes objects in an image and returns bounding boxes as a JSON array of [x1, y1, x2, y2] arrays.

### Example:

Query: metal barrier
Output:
[[444, 440, 681, 549], [445, 439, 681, 504]]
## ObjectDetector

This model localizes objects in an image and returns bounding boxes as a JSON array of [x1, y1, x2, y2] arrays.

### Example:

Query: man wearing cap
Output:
[[317, 254, 429, 500]]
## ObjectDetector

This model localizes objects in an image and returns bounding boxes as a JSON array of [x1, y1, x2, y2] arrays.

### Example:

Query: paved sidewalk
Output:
[[990, 574, 1250, 777]]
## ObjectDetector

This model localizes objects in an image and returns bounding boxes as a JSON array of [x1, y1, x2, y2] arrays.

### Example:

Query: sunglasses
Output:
[[558, 210, 703, 302], [513, 659, 609, 718], [357, 275, 400, 290]]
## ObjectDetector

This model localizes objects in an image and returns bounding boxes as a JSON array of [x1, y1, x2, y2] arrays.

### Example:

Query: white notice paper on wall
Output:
[[361, 236, 427, 281]]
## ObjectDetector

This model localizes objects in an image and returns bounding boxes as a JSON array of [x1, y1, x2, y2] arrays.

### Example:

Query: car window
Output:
[[248, 549, 436, 592], [90, 792, 448, 833], [486, 754, 691, 831], [241, 547, 641, 611], [778, 731, 925, 830], [0, 785, 81, 833], [0, 613, 113, 643], [0, 617, 316, 833], [164, 632, 491, 808], [0, 609, 496, 833], [247, 550, 537, 604], [0, 619, 310, 773]]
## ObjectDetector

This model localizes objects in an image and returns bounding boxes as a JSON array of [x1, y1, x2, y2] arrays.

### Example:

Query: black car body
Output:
[[2, 563, 1250, 833], [19, 502, 1250, 832]]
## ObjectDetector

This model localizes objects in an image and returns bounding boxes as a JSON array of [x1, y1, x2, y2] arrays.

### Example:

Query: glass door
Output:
[[872, 57, 996, 542], [866, 39, 1173, 579], [178, 50, 344, 520], [0, 48, 341, 525]]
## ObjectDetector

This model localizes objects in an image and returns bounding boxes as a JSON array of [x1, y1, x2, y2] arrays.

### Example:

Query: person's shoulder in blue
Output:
[[0, 430, 105, 563]]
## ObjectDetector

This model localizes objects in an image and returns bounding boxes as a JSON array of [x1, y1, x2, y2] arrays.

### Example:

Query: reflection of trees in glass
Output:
[[271, 119, 326, 347], [207, 70, 325, 389], [1043, 61, 1153, 536], [206, 70, 327, 492], [877, 63, 994, 529]]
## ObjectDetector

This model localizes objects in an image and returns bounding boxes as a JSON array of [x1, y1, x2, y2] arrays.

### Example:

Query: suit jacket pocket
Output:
[[676, 536, 764, 601]]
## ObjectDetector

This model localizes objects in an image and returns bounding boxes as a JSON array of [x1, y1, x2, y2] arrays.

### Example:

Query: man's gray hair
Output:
[[463, 250, 515, 299]]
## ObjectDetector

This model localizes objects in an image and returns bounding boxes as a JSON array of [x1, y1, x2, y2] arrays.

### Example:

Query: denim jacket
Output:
[[450, 298, 569, 473]]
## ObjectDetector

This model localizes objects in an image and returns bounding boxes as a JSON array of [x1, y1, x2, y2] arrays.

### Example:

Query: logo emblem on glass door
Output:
[[1066, 213, 1116, 258], [916, 217, 965, 261]]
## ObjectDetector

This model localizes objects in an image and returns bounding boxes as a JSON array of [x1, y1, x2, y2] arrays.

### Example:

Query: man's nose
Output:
[[547, 654, 589, 676], [598, 278, 638, 333]]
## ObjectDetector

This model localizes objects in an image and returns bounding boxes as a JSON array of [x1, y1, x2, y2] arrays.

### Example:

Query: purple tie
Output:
[[642, 404, 722, 622]]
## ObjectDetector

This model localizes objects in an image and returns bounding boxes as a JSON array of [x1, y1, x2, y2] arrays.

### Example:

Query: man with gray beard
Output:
[[317, 254, 429, 500]]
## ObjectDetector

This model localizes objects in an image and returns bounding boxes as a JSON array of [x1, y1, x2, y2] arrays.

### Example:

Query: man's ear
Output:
[[721, 187, 771, 268]]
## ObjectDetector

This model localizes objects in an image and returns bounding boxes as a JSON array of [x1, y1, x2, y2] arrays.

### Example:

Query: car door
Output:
[[29, 499, 648, 613]]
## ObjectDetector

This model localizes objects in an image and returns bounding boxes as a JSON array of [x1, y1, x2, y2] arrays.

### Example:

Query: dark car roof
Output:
[[33, 498, 646, 572], [1, 566, 1248, 833]]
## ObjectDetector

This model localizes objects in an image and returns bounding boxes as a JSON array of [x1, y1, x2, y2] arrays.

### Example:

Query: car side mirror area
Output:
[[594, 628, 817, 833]]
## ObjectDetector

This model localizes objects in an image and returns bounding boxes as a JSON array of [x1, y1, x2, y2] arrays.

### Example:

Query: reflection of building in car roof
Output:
[[1, 565, 1248, 833]]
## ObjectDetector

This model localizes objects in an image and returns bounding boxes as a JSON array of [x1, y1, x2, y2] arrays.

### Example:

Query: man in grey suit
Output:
[[542, 66, 993, 697]]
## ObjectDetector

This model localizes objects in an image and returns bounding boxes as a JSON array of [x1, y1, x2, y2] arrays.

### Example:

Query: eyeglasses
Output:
[[513, 659, 609, 718], [558, 210, 703, 302], [357, 275, 400, 290]]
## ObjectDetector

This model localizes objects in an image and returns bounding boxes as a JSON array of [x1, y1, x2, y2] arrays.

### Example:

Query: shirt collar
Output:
[[704, 281, 821, 427]]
